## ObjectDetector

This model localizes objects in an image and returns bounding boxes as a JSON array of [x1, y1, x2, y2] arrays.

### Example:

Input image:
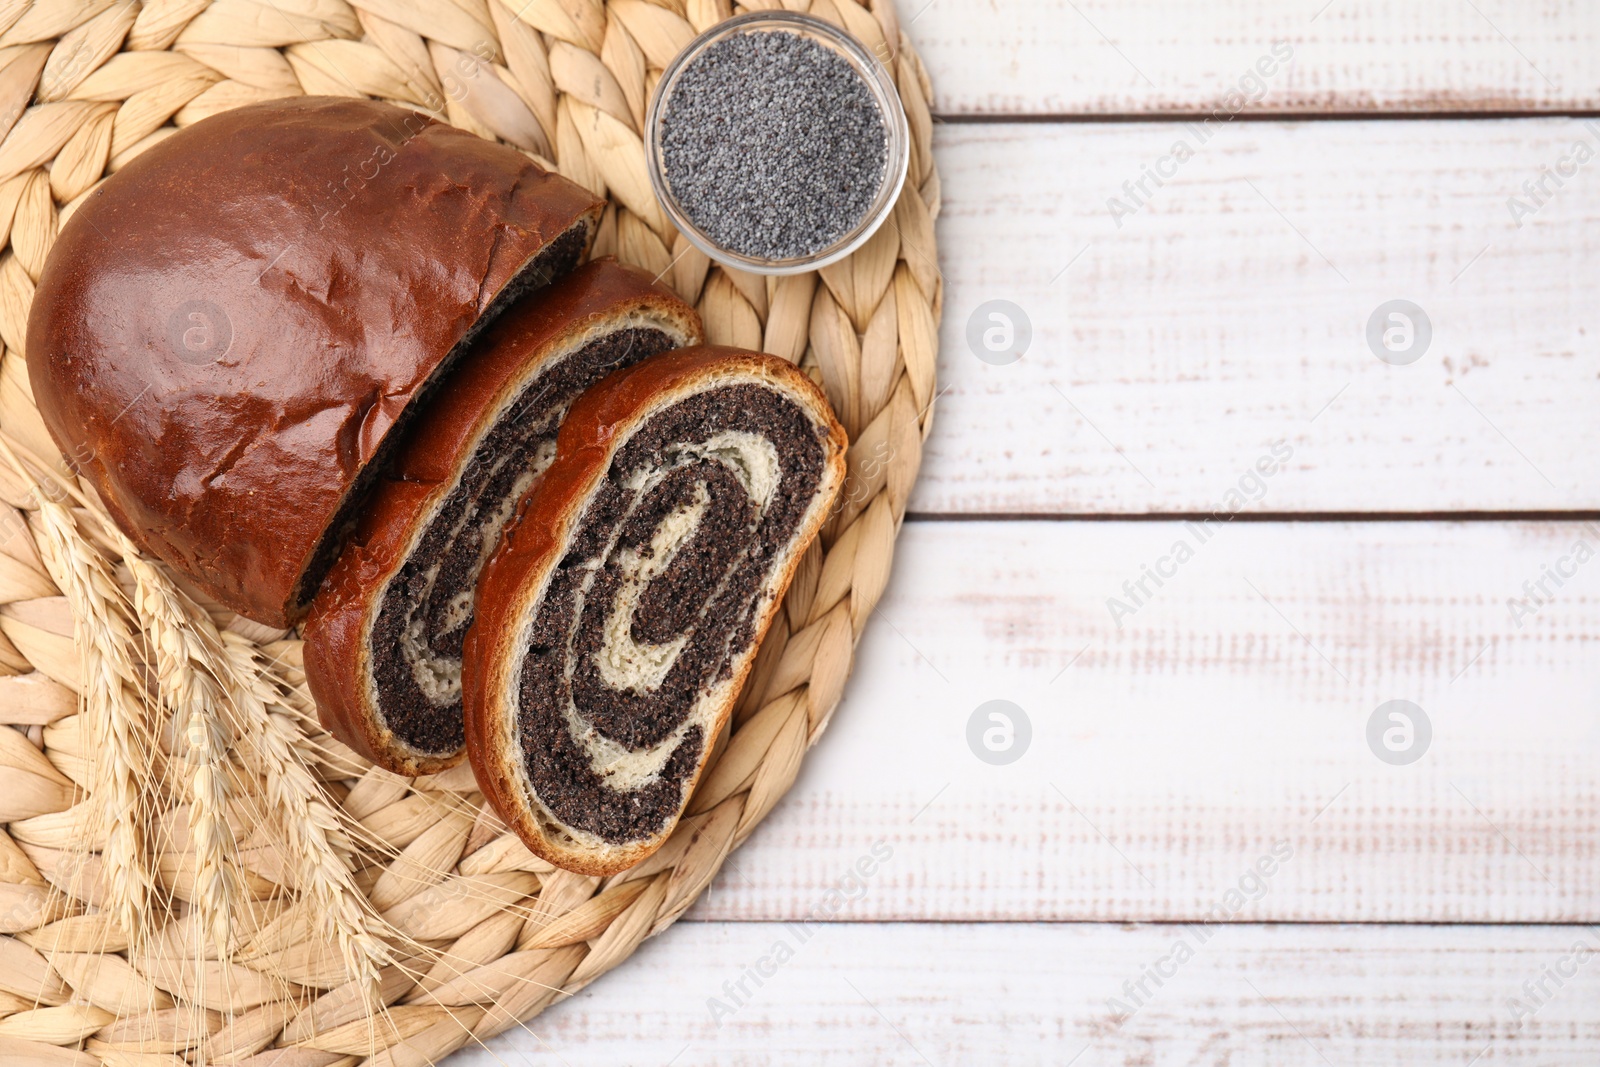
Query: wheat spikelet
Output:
[[220, 631, 390, 991], [31, 497, 157, 943], [122, 551, 239, 961], [0, 438, 159, 947]]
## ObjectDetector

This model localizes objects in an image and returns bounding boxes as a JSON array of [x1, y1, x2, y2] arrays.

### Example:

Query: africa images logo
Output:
[[966, 700, 1031, 765], [1367, 700, 1431, 766], [1366, 299, 1432, 366], [965, 299, 1032, 365], [165, 300, 232, 365]]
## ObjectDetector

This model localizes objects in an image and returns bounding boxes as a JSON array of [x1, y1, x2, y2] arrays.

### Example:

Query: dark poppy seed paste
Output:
[[367, 327, 677, 756], [515, 383, 827, 841]]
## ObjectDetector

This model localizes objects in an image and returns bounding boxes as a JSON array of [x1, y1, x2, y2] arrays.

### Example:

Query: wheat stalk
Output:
[[30, 497, 159, 943], [220, 631, 391, 991], [122, 552, 240, 961], [0, 438, 161, 948], [0, 433, 388, 995]]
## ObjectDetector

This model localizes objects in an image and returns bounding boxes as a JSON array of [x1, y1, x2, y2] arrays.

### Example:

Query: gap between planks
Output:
[[906, 511, 1600, 524], [937, 109, 1600, 124]]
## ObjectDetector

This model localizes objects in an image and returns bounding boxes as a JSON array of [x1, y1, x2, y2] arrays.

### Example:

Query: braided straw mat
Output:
[[0, 0, 939, 1062]]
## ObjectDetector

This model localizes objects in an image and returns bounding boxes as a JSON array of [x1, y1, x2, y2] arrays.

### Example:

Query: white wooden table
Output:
[[463, 3, 1600, 1062]]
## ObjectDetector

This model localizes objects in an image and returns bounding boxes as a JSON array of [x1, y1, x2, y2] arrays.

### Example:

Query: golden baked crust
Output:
[[27, 96, 603, 627]]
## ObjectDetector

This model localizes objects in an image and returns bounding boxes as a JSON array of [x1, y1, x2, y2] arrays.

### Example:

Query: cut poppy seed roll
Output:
[[303, 260, 703, 776], [463, 347, 848, 874], [27, 96, 603, 627]]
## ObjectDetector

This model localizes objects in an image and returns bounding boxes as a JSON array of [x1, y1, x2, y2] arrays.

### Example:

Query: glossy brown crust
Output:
[[302, 259, 703, 776], [26, 96, 604, 627], [462, 347, 848, 875]]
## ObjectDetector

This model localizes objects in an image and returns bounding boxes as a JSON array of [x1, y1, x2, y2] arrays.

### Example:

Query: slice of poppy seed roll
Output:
[[303, 260, 703, 776], [463, 347, 848, 875]]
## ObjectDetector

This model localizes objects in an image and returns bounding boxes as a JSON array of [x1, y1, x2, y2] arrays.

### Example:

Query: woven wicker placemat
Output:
[[0, 0, 939, 1061]]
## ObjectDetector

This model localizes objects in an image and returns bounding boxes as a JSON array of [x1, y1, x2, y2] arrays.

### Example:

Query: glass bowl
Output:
[[644, 11, 911, 276]]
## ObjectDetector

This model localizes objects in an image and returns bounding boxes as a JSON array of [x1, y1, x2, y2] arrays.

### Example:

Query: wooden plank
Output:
[[913, 119, 1600, 515], [457, 922, 1600, 1065], [907, 0, 1600, 115], [682, 520, 1600, 922]]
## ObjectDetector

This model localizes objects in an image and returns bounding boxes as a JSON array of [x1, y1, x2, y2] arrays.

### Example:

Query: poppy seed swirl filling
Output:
[[513, 383, 828, 844], [366, 327, 677, 757]]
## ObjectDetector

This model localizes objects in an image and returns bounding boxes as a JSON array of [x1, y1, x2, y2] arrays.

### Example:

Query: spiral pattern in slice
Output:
[[467, 350, 847, 873], [519, 384, 825, 839]]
